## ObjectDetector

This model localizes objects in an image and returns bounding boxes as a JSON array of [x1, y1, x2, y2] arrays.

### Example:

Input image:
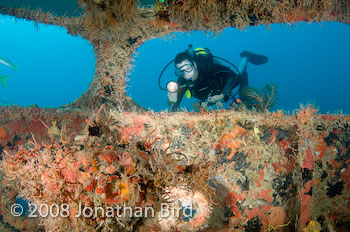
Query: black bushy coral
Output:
[[242, 82, 278, 113]]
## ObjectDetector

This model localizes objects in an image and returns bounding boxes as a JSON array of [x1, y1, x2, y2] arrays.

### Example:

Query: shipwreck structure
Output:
[[0, 0, 349, 231]]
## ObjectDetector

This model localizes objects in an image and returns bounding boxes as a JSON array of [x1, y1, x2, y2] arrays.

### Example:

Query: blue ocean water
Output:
[[0, 15, 95, 107], [127, 22, 350, 114]]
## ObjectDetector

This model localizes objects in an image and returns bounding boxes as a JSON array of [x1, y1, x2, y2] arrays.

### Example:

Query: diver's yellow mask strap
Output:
[[185, 90, 191, 99]]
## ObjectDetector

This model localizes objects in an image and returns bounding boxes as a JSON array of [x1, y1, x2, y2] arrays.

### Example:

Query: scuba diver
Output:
[[160, 45, 268, 112]]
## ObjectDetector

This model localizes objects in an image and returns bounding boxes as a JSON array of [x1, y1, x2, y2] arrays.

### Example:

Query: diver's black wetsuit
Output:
[[169, 61, 248, 112]]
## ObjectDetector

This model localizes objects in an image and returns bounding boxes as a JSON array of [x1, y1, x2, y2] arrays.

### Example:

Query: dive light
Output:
[[166, 81, 178, 93]]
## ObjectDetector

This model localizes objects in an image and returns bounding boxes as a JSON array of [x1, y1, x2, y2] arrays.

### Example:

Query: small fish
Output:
[[0, 57, 18, 72], [0, 75, 11, 88]]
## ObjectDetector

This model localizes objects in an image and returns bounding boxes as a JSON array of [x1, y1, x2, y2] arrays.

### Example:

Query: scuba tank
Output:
[[187, 44, 213, 75]]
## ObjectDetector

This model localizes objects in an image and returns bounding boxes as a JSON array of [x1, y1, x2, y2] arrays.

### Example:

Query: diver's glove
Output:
[[207, 94, 224, 104]]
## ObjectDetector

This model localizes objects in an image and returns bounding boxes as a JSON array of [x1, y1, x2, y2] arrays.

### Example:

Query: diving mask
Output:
[[175, 63, 194, 78]]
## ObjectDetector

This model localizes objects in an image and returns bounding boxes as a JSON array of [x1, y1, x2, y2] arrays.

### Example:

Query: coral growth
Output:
[[0, 127, 9, 140], [242, 83, 278, 113], [0, 109, 220, 231], [0, 106, 349, 231]]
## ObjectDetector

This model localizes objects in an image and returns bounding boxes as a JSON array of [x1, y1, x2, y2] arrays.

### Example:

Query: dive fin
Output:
[[0, 75, 11, 89], [240, 50, 268, 65]]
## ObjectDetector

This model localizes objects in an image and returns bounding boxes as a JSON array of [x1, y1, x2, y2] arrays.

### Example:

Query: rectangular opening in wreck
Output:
[[127, 22, 350, 114], [0, 15, 95, 108]]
